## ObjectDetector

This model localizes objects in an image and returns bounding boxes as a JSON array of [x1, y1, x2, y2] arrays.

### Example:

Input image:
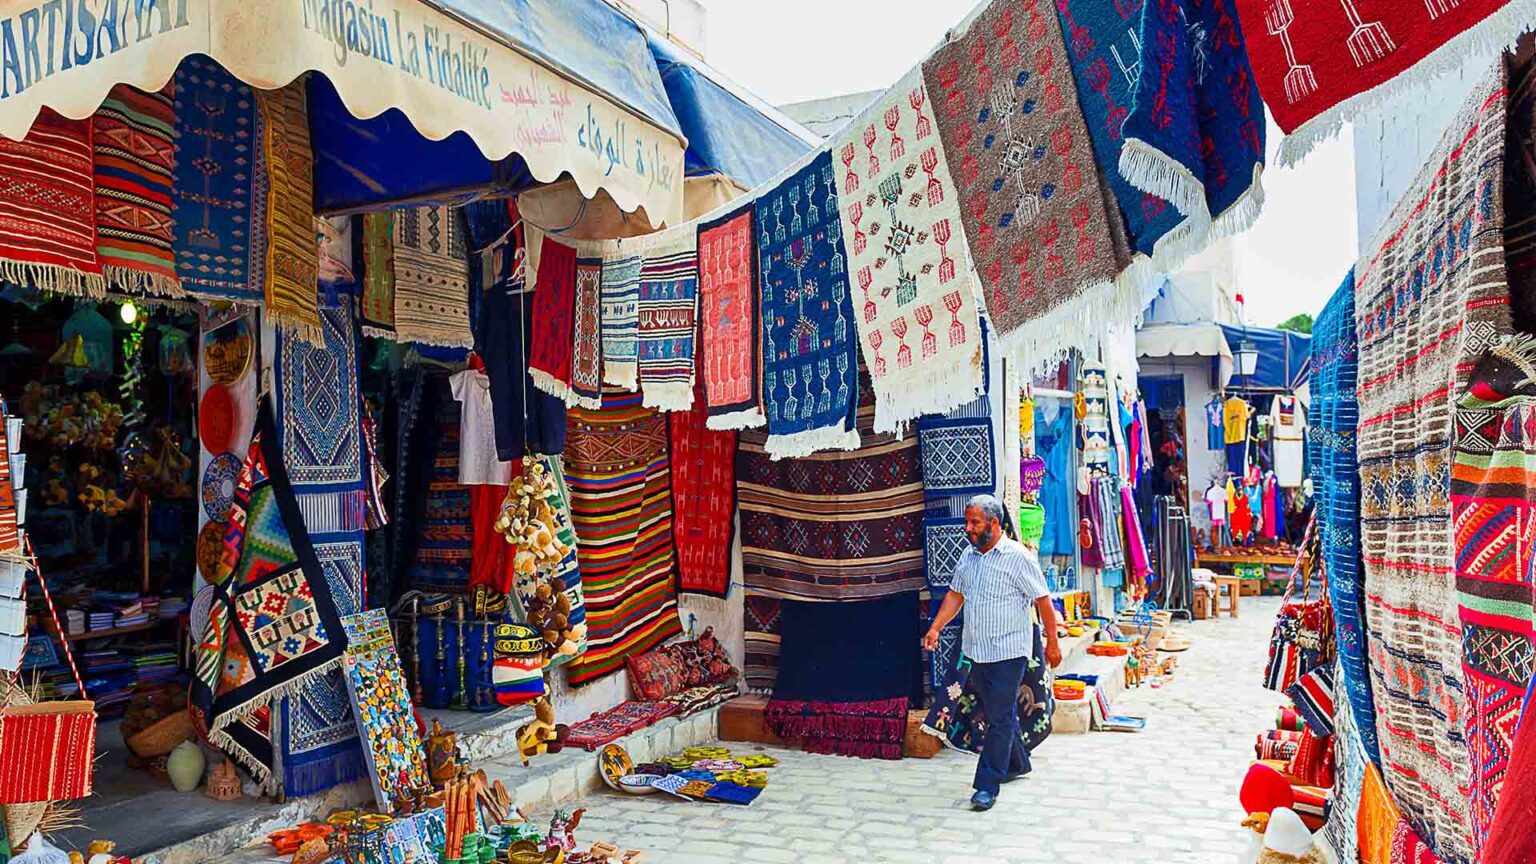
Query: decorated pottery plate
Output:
[[196, 520, 231, 585], [202, 453, 241, 522], [203, 316, 252, 384], [598, 743, 633, 791], [618, 773, 662, 794], [199, 383, 238, 456]]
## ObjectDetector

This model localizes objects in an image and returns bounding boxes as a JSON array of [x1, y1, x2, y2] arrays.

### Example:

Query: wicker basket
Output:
[[126, 710, 195, 759]]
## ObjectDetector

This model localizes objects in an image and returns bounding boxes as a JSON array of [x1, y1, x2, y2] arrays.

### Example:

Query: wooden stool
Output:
[[1213, 576, 1241, 618]]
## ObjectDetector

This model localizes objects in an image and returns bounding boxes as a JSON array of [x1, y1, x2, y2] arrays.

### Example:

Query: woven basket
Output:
[[126, 710, 195, 759]]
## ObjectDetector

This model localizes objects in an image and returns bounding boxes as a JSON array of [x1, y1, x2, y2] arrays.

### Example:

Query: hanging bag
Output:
[[1263, 517, 1333, 691]]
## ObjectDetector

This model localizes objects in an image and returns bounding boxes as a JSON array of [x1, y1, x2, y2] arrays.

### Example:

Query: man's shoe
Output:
[[970, 790, 996, 811]]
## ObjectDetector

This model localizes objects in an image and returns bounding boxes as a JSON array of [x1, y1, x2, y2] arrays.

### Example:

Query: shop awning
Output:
[[1136, 323, 1232, 360], [645, 33, 818, 188], [0, 0, 688, 225], [1217, 325, 1312, 393]]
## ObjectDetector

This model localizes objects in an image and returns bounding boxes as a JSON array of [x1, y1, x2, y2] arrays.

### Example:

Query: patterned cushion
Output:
[[626, 650, 687, 701], [664, 628, 738, 688]]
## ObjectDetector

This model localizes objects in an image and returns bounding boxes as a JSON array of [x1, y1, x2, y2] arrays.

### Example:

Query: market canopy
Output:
[[1217, 325, 1311, 393], [0, 0, 688, 225], [645, 32, 818, 188]]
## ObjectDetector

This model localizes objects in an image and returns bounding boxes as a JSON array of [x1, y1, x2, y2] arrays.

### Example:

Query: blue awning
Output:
[[1218, 325, 1312, 392], [645, 33, 818, 187], [434, 0, 682, 140]]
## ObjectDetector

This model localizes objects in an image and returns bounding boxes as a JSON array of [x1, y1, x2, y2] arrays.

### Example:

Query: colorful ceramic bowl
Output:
[[617, 773, 662, 794]]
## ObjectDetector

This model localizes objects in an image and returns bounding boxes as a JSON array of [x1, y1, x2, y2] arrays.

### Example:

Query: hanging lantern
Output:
[[47, 334, 89, 369]]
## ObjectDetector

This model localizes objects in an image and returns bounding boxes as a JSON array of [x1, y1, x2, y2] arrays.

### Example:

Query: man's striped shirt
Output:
[[950, 537, 1050, 663]]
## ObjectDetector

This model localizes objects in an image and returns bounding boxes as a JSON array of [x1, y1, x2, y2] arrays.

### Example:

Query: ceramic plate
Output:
[[598, 743, 633, 791]]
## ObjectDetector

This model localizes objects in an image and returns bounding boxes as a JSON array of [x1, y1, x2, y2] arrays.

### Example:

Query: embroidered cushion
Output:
[[626, 649, 687, 701], [664, 627, 738, 688]]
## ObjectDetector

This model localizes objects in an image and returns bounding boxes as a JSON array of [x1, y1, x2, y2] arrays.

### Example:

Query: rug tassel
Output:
[[102, 266, 185, 300], [764, 424, 862, 461], [360, 325, 398, 341], [1118, 139, 1210, 219], [706, 407, 768, 432], [640, 382, 696, 413], [1209, 165, 1266, 240], [871, 351, 985, 435], [1, 261, 107, 300], [529, 368, 575, 404]]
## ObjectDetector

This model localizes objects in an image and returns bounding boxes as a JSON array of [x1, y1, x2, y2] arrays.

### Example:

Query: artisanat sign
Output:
[[0, 0, 685, 225]]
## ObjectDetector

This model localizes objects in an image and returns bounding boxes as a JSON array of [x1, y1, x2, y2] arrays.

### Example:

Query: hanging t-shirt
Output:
[[1270, 395, 1305, 440], [1205, 398, 1224, 450], [1223, 396, 1251, 445], [450, 368, 513, 486], [1205, 485, 1228, 524]]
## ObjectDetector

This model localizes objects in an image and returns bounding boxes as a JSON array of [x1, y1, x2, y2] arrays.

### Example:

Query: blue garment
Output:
[[1308, 273, 1379, 766], [1205, 399, 1224, 451], [969, 655, 1032, 796], [1225, 441, 1245, 478], [951, 538, 1050, 664], [1036, 406, 1074, 558]]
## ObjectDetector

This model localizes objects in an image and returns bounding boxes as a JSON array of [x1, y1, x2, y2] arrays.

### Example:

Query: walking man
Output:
[[923, 494, 1061, 811]]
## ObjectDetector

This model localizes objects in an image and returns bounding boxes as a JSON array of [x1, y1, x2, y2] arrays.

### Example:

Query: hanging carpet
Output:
[[190, 399, 349, 790], [669, 378, 737, 598], [1233, 0, 1536, 164], [1354, 63, 1509, 864], [360, 211, 397, 338], [570, 256, 607, 410], [564, 389, 682, 685], [738, 381, 925, 603], [92, 83, 181, 299], [742, 590, 781, 693], [1053, 0, 1186, 260], [1308, 274, 1379, 767], [600, 249, 643, 390], [0, 108, 104, 299], [276, 300, 366, 536], [758, 151, 861, 458], [529, 234, 578, 403], [635, 229, 699, 412], [697, 204, 763, 429], [921, 622, 1054, 756], [765, 592, 919, 760], [393, 204, 472, 348], [413, 388, 473, 595], [256, 81, 322, 343], [1121, 0, 1266, 242], [831, 68, 984, 432], [921, 0, 1131, 356]]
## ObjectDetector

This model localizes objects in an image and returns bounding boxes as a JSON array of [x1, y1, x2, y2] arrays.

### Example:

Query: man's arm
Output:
[[1034, 594, 1061, 668], [922, 590, 964, 651]]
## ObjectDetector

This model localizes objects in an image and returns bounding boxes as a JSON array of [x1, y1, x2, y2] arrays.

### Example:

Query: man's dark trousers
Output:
[[969, 654, 1031, 797]]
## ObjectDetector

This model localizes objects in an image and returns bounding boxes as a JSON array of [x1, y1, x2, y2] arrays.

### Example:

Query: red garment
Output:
[[469, 481, 515, 594], [1230, 488, 1254, 536], [669, 380, 737, 597]]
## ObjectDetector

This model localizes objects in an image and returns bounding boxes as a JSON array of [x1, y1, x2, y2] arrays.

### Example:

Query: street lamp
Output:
[[1235, 339, 1258, 379]]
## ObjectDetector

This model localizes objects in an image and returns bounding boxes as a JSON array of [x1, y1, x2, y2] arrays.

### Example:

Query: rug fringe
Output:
[[1209, 164, 1266, 240], [360, 325, 397, 341], [206, 724, 277, 790], [1493, 334, 1536, 391], [1276, 0, 1536, 167], [871, 349, 984, 435], [529, 368, 574, 404], [603, 363, 639, 392], [270, 312, 325, 347], [997, 278, 1143, 379], [2, 261, 107, 300], [569, 392, 604, 411], [207, 656, 345, 790], [1118, 138, 1209, 219], [764, 424, 862, 461], [706, 407, 767, 431], [640, 381, 695, 413], [102, 266, 185, 300]]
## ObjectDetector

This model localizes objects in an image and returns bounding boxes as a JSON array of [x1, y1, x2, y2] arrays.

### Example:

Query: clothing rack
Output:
[[1151, 496, 1193, 621]]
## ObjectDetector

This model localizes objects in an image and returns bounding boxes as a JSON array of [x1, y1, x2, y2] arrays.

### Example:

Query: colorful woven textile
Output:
[[766, 593, 918, 760], [1450, 340, 1536, 850], [564, 390, 682, 685], [923, 517, 969, 593], [93, 83, 180, 298], [1122, 0, 1265, 239], [317, 216, 355, 300], [635, 231, 698, 411], [174, 55, 264, 304], [339, 609, 431, 812], [1354, 66, 1509, 864], [1482, 676, 1536, 861], [1235, 0, 1532, 163], [738, 390, 925, 602], [565, 701, 679, 751], [1359, 761, 1401, 864], [1323, 669, 1367, 864], [832, 69, 984, 432], [922, 623, 1053, 756], [191, 399, 348, 790], [600, 250, 643, 390], [394, 205, 472, 348], [0, 702, 97, 804], [0, 109, 103, 298], [1054, 0, 1185, 258], [413, 396, 473, 595], [697, 205, 763, 429], [758, 151, 861, 457], [276, 301, 366, 536], [256, 83, 321, 342], [669, 380, 736, 598], [1392, 820, 1446, 864], [360, 212, 396, 338], [571, 257, 606, 410], [743, 590, 781, 692], [919, 415, 995, 499], [0, 401, 18, 563], [280, 665, 365, 799], [529, 235, 577, 403], [922, 0, 1127, 349], [1309, 273, 1379, 766]]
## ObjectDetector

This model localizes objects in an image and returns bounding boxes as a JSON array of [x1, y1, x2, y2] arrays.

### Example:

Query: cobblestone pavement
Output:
[[545, 597, 1284, 864]]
